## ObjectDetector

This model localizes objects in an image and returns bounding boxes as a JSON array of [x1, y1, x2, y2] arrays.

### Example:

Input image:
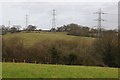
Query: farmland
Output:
[[2, 32, 119, 78], [2, 63, 118, 78], [3, 32, 94, 46]]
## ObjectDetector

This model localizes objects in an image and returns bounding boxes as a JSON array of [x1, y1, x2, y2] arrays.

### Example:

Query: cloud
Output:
[[1, 2, 118, 30]]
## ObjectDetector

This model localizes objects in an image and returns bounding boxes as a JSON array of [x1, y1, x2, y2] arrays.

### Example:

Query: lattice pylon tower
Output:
[[52, 9, 56, 32], [94, 8, 105, 37]]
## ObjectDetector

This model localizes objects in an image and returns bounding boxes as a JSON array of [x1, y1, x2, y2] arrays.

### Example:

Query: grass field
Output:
[[2, 63, 118, 78], [3, 32, 94, 46]]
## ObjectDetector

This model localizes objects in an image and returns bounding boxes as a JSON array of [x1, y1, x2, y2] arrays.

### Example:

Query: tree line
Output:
[[1, 24, 38, 34], [57, 23, 118, 37], [1, 23, 118, 38]]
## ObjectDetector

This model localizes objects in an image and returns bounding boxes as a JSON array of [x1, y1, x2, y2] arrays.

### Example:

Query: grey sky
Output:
[[1, 2, 118, 30]]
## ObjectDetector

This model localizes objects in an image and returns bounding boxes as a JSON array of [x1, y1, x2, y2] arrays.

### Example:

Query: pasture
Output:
[[2, 63, 118, 78], [3, 32, 94, 46]]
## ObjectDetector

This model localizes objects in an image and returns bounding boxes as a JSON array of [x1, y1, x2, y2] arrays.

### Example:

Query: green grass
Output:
[[3, 32, 94, 46], [3, 63, 118, 78]]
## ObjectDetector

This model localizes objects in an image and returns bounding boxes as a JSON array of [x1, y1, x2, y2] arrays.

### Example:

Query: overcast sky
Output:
[[0, 1, 118, 30]]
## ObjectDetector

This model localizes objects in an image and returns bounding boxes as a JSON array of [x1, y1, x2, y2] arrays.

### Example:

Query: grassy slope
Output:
[[3, 32, 94, 46], [3, 63, 118, 78]]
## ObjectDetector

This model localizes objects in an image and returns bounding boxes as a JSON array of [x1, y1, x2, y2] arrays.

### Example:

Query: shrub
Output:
[[93, 31, 118, 67], [2, 37, 25, 60]]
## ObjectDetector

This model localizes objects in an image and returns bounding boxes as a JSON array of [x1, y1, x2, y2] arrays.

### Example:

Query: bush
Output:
[[3, 37, 25, 60], [93, 31, 118, 67]]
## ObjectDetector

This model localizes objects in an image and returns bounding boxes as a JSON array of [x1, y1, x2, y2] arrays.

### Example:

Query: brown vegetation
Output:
[[2, 31, 119, 67]]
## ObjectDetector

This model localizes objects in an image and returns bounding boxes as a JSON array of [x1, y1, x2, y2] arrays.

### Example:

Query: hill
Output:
[[3, 32, 94, 46]]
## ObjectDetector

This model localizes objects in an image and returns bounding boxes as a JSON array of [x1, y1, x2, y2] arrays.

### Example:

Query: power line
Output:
[[94, 8, 106, 37]]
